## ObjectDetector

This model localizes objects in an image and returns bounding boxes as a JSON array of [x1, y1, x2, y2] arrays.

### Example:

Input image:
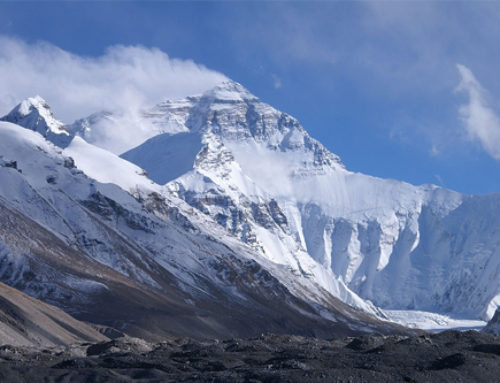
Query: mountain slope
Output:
[[0, 282, 108, 347], [0, 119, 407, 340]]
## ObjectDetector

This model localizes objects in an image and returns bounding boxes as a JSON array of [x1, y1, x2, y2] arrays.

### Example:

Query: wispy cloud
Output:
[[434, 174, 444, 187], [429, 144, 440, 157], [272, 74, 282, 89], [456, 64, 500, 160], [0, 36, 227, 122]]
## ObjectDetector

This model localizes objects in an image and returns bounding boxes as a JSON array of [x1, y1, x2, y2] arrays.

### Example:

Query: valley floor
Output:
[[0, 331, 499, 382]]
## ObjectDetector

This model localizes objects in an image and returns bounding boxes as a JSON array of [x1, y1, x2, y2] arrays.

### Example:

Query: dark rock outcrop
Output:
[[483, 309, 500, 335]]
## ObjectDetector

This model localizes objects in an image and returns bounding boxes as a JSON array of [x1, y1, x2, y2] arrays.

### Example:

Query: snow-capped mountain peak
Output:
[[2, 96, 67, 135], [120, 81, 344, 182], [204, 80, 259, 103], [1, 96, 71, 147]]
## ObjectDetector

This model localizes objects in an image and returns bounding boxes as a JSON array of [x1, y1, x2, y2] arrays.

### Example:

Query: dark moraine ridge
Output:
[[0, 330, 499, 382]]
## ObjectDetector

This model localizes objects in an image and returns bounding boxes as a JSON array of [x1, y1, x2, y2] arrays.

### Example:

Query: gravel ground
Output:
[[0, 330, 499, 382]]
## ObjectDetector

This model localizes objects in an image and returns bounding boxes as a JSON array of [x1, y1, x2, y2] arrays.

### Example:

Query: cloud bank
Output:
[[0, 36, 227, 122], [456, 64, 500, 160]]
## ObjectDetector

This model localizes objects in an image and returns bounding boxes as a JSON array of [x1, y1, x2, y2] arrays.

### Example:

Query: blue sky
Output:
[[1, 1, 500, 194]]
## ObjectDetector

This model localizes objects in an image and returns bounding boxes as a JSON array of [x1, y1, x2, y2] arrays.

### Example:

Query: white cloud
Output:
[[434, 174, 444, 187], [0, 36, 227, 122], [429, 144, 440, 157], [272, 74, 282, 89], [456, 64, 500, 160]]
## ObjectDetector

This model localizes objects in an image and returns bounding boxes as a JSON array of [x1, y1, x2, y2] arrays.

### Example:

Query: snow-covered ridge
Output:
[[3, 80, 500, 329]]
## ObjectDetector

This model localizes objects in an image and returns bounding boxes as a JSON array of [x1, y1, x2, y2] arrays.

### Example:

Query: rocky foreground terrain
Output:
[[0, 330, 499, 382]]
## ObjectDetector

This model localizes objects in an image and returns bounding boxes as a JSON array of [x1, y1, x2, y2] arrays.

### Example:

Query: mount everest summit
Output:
[[0, 80, 499, 339]]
